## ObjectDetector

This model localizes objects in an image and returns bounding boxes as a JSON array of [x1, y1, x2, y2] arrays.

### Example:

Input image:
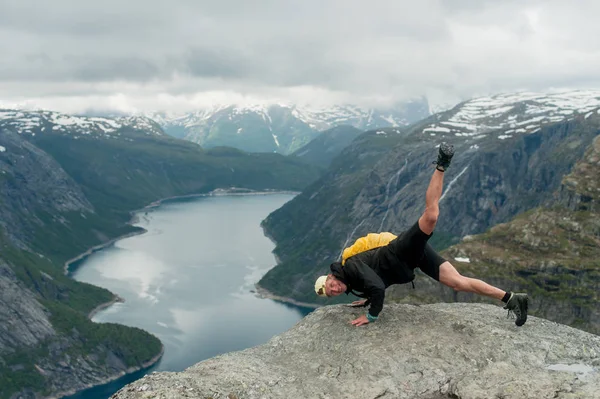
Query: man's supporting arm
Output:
[[361, 267, 386, 319]]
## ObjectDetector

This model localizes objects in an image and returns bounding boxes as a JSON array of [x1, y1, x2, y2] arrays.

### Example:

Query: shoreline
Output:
[[56, 188, 299, 399], [258, 224, 321, 309], [260, 224, 283, 265], [140, 188, 300, 211], [64, 188, 300, 276], [63, 229, 148, 275], [47, 345, 165, 399], [253, 284, 320, 309], [87, 294, 125, 319]]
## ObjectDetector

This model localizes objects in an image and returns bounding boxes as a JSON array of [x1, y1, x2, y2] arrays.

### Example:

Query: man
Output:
[[314, 142, 529, 327]]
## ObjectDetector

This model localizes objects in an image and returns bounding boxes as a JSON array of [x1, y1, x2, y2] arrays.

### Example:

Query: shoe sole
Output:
[[515, 295, 529, 327], [439, 145, 454, 166], [440, 143, 455, 157]]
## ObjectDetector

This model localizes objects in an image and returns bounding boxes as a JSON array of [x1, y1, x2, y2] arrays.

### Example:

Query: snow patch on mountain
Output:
[[423, 90, 600, 140], [142, 101, 430, 154], [146, 102, 424, 133], [0, 109, 164, 137]]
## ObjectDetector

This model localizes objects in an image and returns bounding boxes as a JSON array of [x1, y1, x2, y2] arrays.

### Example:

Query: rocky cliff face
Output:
[[0, 125, 163, 399], [111, 303, 600, 399], [1, 252, 157, 399], [417, 134, 600, 335], [0, 261, 55, 355], [0, 128, 93, 249], [558, 132, 600, 212]]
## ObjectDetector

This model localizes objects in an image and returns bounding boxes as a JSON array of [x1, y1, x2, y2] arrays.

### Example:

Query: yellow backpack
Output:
[[341, 232, 397, 265]]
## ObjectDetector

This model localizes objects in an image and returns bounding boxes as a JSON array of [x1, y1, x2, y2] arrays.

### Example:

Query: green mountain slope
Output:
[[0, 115, 320, 398], [291, 125, 365, 169]]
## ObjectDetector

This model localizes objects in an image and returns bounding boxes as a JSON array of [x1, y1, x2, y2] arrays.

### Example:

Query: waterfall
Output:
[[440, 164, 470, 202], [378, 159, 408, 232]]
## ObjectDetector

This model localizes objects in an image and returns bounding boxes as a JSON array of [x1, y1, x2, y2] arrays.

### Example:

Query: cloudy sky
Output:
[[1, 0, 600, 114]]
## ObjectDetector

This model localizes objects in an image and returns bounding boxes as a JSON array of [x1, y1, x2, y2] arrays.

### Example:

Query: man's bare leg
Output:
[[419, 143, 529, 326], [418, 169, 445, 235], [438, 261, 505, 300], [438, 261, 529, 326]]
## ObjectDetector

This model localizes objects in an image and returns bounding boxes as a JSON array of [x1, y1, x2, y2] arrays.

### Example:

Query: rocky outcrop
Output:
[[0, 261, 55, 355], [31, 342, 164, 399], [0, 128, 93, 248], [111, 303, 600, 399], [0, 254, 163, 399], [558, 134, 600, 212]]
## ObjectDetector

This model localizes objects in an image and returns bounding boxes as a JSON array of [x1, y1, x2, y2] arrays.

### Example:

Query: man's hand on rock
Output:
[[350, 314, 370, 327]]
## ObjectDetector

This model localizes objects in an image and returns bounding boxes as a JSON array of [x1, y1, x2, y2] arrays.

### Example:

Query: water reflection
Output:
[[66, 194, 313, 399]]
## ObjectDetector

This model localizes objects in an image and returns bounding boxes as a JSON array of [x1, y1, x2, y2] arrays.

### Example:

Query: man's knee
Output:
[[439, 262, 467, 291], [448, 276, 469, 291]]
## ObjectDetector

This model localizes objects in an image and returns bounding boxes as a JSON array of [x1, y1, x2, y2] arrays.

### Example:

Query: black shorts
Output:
[[390, 220, 447, 281]]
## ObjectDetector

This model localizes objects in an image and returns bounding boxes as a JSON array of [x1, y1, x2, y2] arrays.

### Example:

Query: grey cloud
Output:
[[180, 34, 348, 89], [0, 1, 169, 36], [183, 48, 255, 80], [0, 52, 164, 82], [2, 0, 454, 90], [68, 56, 163, 82], [0, 0, 599, 113]]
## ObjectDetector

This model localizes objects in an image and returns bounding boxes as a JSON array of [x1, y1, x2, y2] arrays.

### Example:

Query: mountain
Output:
[[0, 109, 320, 398], [290, 125, 365, 169], [432, 133, 600, 333], [145, 99, 430, 155], [256, 90, 600, 333], [0, 109, 164, 137], [112, 303, 600, 399], [379, 133, 600, 334]]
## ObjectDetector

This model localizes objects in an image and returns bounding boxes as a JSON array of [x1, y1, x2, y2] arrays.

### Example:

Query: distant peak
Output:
[[0, 109, 165, 138], [422, 89, 600, 141]]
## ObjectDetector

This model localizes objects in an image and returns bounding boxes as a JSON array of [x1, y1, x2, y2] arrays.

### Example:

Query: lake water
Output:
[[65, 193, 313, 399]]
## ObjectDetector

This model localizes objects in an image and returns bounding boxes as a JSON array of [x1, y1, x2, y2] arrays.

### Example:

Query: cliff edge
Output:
[[112, 303, 600, 399]]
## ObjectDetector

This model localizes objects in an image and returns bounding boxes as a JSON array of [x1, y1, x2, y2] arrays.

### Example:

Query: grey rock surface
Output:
[[0, 128, 93, 248], [112, 303, 600, 399], [0, 261, 55, 355]]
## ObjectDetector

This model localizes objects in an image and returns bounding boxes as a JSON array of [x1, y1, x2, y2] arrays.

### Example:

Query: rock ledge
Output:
[[112, 303, 600, 399]]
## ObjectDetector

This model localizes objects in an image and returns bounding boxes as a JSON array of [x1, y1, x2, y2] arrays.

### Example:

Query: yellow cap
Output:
[[314, 275, 328, 297]]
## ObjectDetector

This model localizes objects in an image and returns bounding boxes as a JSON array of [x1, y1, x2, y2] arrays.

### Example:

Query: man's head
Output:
[[314, 274, 347, 297]]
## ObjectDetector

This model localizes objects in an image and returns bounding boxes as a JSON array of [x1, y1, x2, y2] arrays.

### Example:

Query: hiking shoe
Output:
[[504, 292, 528, 326], [434, 142, 454, 171]]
